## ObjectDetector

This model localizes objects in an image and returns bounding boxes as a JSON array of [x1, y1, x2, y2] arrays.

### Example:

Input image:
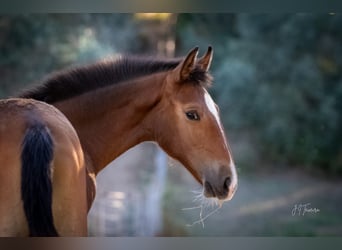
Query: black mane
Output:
[[19, 55, 211, 104]]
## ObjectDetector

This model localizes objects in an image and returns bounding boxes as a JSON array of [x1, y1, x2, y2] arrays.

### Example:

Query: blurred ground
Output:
[[87, 143, 342, 236], [163, 163, 342, 236]]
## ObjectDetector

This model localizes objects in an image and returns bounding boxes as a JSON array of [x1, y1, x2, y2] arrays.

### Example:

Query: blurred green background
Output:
[[0, 14, 341, 236]]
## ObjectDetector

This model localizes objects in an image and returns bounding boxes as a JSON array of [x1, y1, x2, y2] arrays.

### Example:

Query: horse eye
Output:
[[185, 111, 200, 121]]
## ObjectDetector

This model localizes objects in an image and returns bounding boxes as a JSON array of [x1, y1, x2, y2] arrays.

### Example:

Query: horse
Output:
[[1, 46, 238, 236]]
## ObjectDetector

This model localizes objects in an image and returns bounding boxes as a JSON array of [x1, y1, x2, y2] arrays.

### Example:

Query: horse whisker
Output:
[[186, 205, 221, 228], [192, 195, 203, 203], [181, 205, 202, 211], [190, 190, 203, 194], [184, 189, 224, 228]]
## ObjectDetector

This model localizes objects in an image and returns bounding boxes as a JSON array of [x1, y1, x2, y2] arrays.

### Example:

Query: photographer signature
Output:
[[292, 203, 320, 216]]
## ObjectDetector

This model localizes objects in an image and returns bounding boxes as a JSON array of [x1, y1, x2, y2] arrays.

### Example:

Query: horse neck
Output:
[[54, 72, 167, 175]]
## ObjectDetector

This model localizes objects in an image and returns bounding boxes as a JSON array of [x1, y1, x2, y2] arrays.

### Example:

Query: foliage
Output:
[[0, 14, 138, 97], [176, 14, 342, 173]]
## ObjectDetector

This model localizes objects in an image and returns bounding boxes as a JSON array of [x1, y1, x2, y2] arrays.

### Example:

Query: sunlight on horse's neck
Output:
[[54, 72, 167, 175]]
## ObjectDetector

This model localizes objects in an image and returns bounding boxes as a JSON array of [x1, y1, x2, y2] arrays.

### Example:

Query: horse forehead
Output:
[[176, 84, 204, 102]]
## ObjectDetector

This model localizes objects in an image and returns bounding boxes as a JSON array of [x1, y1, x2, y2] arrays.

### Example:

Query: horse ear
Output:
[[174, 47, 199, 81], [197, 46, 213, 71]]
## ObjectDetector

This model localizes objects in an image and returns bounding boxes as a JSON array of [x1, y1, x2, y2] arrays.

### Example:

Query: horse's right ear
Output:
[[197, 46, 213, 71], [173, 47, 199, 82]]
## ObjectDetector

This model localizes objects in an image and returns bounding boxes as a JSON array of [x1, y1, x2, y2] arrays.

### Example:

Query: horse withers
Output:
[[2, 46, 237, 236]]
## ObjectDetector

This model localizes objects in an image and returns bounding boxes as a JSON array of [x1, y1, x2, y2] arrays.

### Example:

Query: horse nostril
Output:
[[204, 181, 215, 197], [223, 177, 231, 192]]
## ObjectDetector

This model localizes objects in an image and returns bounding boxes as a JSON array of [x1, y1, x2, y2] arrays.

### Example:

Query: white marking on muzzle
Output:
[[204, 88, 238, 200], [228, 161, 238, 200]]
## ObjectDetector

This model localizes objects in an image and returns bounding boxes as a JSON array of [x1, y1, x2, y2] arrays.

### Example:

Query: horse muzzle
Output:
[[203, 167, 238, 201]]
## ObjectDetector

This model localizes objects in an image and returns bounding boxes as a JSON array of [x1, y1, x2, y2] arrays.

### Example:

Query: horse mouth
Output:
[[203, 180, 237, 201]]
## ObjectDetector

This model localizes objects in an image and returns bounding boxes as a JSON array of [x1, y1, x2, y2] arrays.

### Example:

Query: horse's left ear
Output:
[[174, 47, 199, 81], [197, 46, 213, 71]]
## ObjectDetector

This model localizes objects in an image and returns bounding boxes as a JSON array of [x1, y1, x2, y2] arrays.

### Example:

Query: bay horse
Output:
[[0, 46, 238, 236]]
